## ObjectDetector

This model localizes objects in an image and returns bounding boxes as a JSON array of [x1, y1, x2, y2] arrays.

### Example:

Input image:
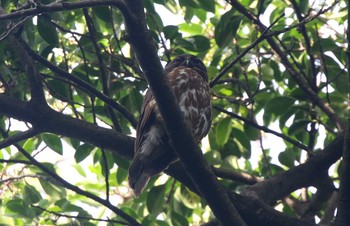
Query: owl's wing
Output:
[[129, 87, 178, 197], [134, 88, 156, 153]]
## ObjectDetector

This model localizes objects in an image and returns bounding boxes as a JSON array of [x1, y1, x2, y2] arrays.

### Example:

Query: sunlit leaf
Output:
[[42, 133, 63, 155], [23, 185, 42, 204], [216, 117, 232, 147], [4, 199, 27, 217]]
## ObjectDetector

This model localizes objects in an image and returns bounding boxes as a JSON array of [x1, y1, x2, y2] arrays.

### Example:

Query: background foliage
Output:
[[0, 0, 349, 225]]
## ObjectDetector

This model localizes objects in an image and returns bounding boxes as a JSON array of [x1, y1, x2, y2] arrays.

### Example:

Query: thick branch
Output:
[[334, 120, 350, 225], [230, 193, 316, 226], [121, 1, 246, 225], [0, 94, 134, 159], [1, 92, 344, 225], [242, 134, 343, 204], [9, 36, 47, 105]]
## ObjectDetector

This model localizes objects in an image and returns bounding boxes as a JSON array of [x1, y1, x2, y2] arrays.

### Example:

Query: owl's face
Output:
[[165, 54, 208, 82]]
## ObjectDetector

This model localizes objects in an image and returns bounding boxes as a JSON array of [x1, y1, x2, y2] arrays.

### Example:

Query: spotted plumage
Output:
[[128, 54, 212, 197]]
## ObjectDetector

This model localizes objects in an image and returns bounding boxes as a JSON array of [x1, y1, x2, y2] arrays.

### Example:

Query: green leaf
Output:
[[204, 150, 221, 165], [232, 128, 251, 158], [4, 199, 27, 217], [199, 0, 215, 13], [116, 167, 127, 185], [92, 6, 112, 22], [37, 15, 58, 45], [265, 96, 296, 116], [178, 23, 203, 34], [23, 137, 39, 153], [146, 185, 166, 215], [244, 123, 260, 140], [177, 185, 200, 209], [46, 79, 71, 101], [288, 119, 309, 136], [261, 64, 274, 81], [42, 133, 63, 155], [39, 178, 66, 198], [163, 25, 180, 40], [171, 212, 189, 226], [73, 164, 86, 177], [23, 184, 42, 204], [278, 148, 296, 167], [297, 0, 309, 14], [74, 143, 94, 163], [216, 117, 232, 147], [310, 38, 340, 54], [215, 10, 241, 48], [187, 35, 210, 52]]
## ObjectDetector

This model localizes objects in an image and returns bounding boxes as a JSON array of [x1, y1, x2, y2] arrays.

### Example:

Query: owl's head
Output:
[[165, 54, 208, 82]]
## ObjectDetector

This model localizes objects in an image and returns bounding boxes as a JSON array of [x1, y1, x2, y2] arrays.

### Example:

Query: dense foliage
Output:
[[0, 0, 349, 225]]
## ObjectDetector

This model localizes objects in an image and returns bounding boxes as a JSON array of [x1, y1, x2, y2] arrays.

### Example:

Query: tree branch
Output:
[[9, 35, 47, 106], [0, 94, 134, 159], [209, 13, 285, 87], [83, 8, 122, 132], [211, 167, 262, 185], [230, 193, 316, 226], [242, 134, 344, 205], [333, 2, 350, 224], [16, 38, 137, 128], [334, 120, 350, 225], [1, 91, 345, 225], [13, 143, 140, 225], [214, 106, 310, 152], [0, 128, 40, 150], [0, 0, 126, 21], [31, 205, 128, 225], [228, 0, 343, 131]]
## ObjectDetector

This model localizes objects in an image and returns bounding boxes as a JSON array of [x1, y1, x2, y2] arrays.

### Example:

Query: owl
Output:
[[128, 54, 212, 197]]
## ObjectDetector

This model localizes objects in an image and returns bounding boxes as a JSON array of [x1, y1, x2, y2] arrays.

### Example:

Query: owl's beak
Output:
[[183, 59, 194, 68]]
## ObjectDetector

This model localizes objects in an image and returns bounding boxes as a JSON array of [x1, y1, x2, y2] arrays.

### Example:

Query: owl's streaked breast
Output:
[[168, 66, 212, 142]]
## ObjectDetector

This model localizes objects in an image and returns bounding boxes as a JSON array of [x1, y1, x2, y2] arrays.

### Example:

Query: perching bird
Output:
[[128, 54, 212, 197]]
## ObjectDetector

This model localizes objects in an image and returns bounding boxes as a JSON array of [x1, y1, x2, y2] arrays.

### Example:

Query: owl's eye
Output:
[[192, 58, 202, 67], [172, 57, 183, 63]]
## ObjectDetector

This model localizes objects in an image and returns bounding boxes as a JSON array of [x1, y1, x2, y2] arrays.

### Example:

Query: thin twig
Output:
[[17, 38, 137, 128], [214, 106, 311, 152], [209, 13, 285, 87], [0, 174, 49, 183], [14, 144, 141, 225], [31, 205, 129, 225], [0, 0, 127, 21], [101, 149, 110, 201], [212, 167, 262, 185], [0, 128, 40, 150], [0, 159, 33, 165], [83, 8, 122, 132]]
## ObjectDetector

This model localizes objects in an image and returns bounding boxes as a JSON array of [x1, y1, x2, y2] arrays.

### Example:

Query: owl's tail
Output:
[[128, 158, 150, 197], [131, 174, 150, 198]]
